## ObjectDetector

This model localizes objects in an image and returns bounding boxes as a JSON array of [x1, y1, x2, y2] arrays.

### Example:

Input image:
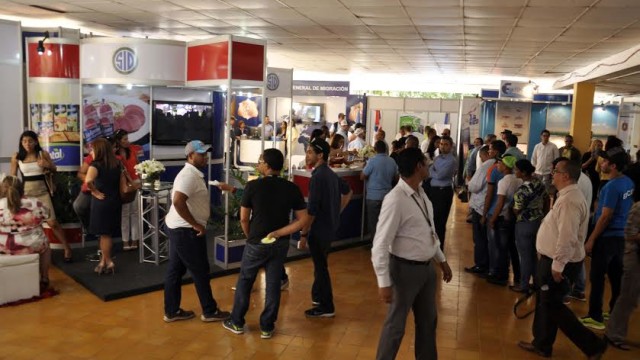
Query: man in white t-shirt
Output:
[[163, 140, 230, 323], [348, 128, 366, 151], [487, 154, 522, 286]]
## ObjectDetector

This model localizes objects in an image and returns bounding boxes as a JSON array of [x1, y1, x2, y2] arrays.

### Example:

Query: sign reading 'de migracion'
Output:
[[292, 81, 350, 97]]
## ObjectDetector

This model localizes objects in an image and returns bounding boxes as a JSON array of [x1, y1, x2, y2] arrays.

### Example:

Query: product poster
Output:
[[231, 95, 262, 127], [545, 105, 572, 135], [346, 95, 366, 125], [495, 101, 531, 140], [592, 105, 619, 136], [461, 97, 482, 142], [398, 112, 427, 133], [28, 82, 81, 169], [81, 85, 150, 157]]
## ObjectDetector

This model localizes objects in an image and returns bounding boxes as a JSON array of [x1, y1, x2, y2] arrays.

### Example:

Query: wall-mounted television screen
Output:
[[293, 102, 324, 123], [152, 101, 213, 145]]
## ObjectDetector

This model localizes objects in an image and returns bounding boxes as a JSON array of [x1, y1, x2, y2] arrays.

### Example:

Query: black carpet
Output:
[[52, 236, 369, 302]]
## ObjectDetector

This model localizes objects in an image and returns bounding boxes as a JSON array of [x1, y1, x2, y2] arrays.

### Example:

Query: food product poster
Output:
[[231, 95, 262, 127], [545, 105, 572, 135], [81, 85, 150, 157], [28, 82, 81, 169], [495, 101, 531, 140], [591, 105, 619, 136], [398, 112, 427, 132]]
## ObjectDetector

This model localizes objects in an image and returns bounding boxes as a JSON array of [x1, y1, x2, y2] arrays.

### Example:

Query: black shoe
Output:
[[163, 308, 195, 323], [304, 307, 335, 318], [518, 341, 551, 358], [201, 309, 230, 322], [464, 266, 487, 274], [486, 277, 508, 286]]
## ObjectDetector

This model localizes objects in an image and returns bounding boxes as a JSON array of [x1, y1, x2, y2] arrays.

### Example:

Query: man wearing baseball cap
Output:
[[336, 113, 350, 151], [348, 128, 366, 151], [163, 140, 230, 323]]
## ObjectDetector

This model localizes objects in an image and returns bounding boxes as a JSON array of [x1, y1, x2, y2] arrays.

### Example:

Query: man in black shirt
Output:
[[300, 138, 353, 317], [222, 149, 308, 339]]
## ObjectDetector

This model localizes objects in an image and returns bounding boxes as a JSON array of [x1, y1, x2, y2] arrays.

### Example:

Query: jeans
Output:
[[308, 234, 334, 312], [164, 227, 217, 316], [488, 216, 511, 280], [588, 236, 625, 322], [605, 246, 640, 342], [515, 220, 540, 289], [73, 192, 91, 234], [231, 240, 289, 331], [471, 210, 489, 269], [532, 256, 605, 356], [366, 199, 383, 240]]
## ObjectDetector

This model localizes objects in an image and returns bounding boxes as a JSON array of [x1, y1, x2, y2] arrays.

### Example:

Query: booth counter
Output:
[[292, 167, 365, 241], [238, 138, 286, 164]]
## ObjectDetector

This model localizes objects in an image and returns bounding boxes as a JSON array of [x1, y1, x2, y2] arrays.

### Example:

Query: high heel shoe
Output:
[[104, 262, 115, 275], [64, 248, 73, 263], [94, 263, 105, 275]]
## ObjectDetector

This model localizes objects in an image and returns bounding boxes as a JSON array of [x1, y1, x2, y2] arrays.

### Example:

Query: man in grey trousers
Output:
[[371, 147, 453, 360]]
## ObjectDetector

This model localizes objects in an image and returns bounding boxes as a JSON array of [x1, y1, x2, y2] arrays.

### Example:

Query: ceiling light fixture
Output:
[[37, 31, 49, 55]]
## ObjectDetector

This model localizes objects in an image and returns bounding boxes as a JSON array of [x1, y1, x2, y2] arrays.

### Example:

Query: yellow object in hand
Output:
[[261, 236, 276, 244]]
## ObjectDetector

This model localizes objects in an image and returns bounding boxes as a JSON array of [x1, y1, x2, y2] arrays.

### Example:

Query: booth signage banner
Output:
[[617, 102, 635, 149], [231, 95, 262, 127], [265, 67, 292, 98], [81, 40, 185, 85], [496, 101, 531, 140], [398, 112, 426, 132], [592, 105, 619, 136], [499, 80, 536, 100], [81, 85, 151, 155], [346, 95, 365, 125], [461, 97, 482, 143], [26, 38, 81, 170], [292, 81, 350, 97]]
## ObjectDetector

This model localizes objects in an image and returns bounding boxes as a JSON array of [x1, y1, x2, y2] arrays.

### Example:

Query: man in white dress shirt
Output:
[[531, 129, 559, 192], [372, 147, 453, 360], [518, 159, 607, 359]]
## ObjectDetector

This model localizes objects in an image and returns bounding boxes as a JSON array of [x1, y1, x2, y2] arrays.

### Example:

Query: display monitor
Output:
[[152, 101, 213, 145], [293, 102, 324, 123]]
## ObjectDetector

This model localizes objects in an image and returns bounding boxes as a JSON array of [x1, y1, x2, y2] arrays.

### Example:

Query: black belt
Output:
[[431, 185, 452, 189], [390, 253, 431, 266], [22, 175, 45, 182]]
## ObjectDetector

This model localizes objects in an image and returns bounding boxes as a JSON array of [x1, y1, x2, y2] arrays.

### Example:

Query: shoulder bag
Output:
[[119, 163, 140, 204]]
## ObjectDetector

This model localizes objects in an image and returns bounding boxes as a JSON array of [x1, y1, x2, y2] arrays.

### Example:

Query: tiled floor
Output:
[[0, 199, 638, 359]]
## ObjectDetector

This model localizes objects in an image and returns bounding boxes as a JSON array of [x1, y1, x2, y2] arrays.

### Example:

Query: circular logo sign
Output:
[[266, 73, 279, 91], [113, 47, 137, 75]]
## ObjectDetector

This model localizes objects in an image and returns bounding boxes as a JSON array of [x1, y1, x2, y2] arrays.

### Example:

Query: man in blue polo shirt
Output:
[[581, 146, 635, 330], [428, 135, 458, 251], [300, 138, 352, 318], [361, 140, 398, 242]]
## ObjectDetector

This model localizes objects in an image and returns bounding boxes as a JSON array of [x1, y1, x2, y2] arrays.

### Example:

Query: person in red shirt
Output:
[[114, 130, 143, 250]]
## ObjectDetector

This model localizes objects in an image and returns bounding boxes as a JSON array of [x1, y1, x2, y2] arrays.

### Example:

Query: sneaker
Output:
[[304, 307, 335, 318], [163, 308, 195, 323], [260, 329, 274, 339], [580, 316, 605, 330], [311, 300, 321, 306], [201, 309, 230, 322], [603, 312, 610, 321], [280, 278, 289, 290], [562, 295, 571, 305], [568, 291, 586, 302], [222, 319, 244, 334]]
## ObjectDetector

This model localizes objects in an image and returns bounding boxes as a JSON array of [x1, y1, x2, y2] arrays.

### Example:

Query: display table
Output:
[[238, 138, 286, 164], [138, 182, 172, 265], [292, 166, 365, 240]]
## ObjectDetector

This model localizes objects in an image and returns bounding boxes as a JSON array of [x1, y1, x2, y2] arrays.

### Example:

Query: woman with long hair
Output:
[[328, 134, 351, 166], [10, 130, 72, 262], [0, 176, 52, 291], [85, 138, 122, 274], [424, 135, 441, 167], [114, 129, 142, 251]]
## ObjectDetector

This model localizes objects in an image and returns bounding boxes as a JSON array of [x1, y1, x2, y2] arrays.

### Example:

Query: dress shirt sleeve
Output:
[[531, 145, 538, 167], [371, 192, 402, 288], [467, 165, 486, 193], [552, 198, 584, 273], [363, 160, 373, 177]]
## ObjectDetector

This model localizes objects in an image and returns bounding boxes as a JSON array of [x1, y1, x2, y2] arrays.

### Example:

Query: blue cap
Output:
[[185, 140, 211, 156]]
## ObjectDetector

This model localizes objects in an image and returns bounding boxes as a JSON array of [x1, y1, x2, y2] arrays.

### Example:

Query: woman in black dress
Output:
[[85, 138, 122, 274]]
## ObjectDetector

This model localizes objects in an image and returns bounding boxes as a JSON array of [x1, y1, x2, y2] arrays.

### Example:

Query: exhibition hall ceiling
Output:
[[3, 0, 640, 85]]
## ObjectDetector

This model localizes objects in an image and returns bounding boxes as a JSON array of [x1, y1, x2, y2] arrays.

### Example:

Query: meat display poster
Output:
[[495, 101, 531, 140], [81, 85, 150, 158], [28, 82, 81, 170], [231, 95, 262, 127]]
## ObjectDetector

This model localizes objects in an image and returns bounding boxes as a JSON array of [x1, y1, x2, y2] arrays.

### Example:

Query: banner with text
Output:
[[496, 101, 531, 140], [265, 67, 293, 98], [292, 81, 350, 97]]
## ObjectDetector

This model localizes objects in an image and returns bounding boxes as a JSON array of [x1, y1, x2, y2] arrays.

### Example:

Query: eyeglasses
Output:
[[552, 169, 567, 175]]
